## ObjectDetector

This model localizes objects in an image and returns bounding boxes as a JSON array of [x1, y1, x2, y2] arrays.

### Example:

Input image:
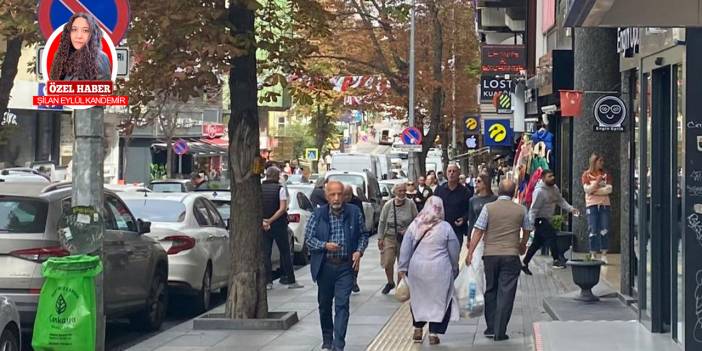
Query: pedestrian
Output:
[[459, 174, 467, 186], [377, 183, 418, 294], [467, 174, 498, 238], [343, 184, 365, 294], [406, 180, 426, 211], [262, 167, 304, 289], [398, 196, 460, 345], [433, 164, 473, 248], [437, 171, 447, 185], [465, 179, 531, 341], [305, 180, 369, 351], [417, 176, 433, 200], [427, 174, 438, 192], [295, 166, 304, 175], [581, 153, 613, 264], [522, 170, 581, 273], [311, 177, 329, 207]]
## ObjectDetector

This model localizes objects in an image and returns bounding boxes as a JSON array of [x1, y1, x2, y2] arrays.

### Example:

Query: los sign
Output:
[[481, 75, 513, 102]]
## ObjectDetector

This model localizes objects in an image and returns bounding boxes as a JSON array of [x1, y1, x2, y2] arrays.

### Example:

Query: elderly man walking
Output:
[[466, 179, 532, 341], [434, 163, 473, 247], [305, 181, 369, 351]]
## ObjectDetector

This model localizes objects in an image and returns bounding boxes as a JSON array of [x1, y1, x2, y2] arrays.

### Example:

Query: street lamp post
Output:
[[407, 0, 418, 181]]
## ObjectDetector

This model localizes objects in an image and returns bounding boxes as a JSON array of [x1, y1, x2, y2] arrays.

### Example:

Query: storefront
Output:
[[619, 27, 687, 343]]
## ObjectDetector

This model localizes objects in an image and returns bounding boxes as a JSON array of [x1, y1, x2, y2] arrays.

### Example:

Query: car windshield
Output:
[[151, 183, 184, 193], [327, 175, 365, 191], [288, 190, 301, 210], [211, 200, 230, 221], [123, 199, 186, 222], [0, 198, 48, 233]]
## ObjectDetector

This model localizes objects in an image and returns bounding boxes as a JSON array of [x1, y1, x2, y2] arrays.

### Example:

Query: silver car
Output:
[[0, 182, 169, 332], [0, 296, 20, 351]]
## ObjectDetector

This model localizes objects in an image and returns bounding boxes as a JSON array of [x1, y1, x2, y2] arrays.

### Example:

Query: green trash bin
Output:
[[32, 255, 103, 351]]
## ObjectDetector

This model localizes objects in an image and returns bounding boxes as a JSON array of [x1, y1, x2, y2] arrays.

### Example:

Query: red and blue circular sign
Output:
[[401, 127, 422, 145], [173, 140, 190, 156], [38, 0, 131, 45]]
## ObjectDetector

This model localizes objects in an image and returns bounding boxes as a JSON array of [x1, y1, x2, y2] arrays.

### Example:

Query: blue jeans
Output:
[[317, 261, 354, 350], [586, 205, 611, 252]]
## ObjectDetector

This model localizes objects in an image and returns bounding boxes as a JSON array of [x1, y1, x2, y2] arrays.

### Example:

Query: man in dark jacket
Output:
[[434, 163, 474, 248], [311, 177, 329, 208], [305, 181, 369, 351], [262, 166, 303, 290]]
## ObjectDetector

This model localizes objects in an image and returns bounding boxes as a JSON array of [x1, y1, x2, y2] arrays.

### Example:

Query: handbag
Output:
[[393, 201, 403, 245], [394, 230, 428, 302]]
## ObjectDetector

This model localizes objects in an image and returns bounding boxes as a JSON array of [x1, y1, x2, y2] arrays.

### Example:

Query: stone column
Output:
[[618, 69, 634, 294], [572, 28, 622, 252]]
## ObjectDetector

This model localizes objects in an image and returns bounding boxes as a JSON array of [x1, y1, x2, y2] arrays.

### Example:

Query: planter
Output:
[[555, 231, 574, 259], [566, 259, 605, 302]]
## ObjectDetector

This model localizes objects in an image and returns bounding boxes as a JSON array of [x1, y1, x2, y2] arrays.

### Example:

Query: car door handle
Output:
[[207, 234, 217, 241]]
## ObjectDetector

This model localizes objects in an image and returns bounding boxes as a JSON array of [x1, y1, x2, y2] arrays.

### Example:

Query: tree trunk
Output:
[[225, 0, 268, 319], [419, 0, 444, 177], [166, 137, 173, 178], [122, 135, 132, 181], [0, 36, 23, 139]]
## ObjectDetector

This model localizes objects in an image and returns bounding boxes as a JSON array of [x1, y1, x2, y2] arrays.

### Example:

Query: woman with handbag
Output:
[[582, 153, 613, 264], [398, 196, 460, 345], [378, 183, 418, 295]]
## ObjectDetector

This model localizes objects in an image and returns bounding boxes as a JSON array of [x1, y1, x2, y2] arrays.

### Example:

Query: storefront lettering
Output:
[[695, 270, 702, 342], [688, 121, 702, 129], [692, 170, 702, 183], [1, 111, 17, 126], [617, 28, 640, 56], [689, 186, 702, 197], [687, 214, 702, 248]]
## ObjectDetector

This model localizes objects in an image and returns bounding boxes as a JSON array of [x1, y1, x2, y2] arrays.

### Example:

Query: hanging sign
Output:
[[593, 95, 626, 132]]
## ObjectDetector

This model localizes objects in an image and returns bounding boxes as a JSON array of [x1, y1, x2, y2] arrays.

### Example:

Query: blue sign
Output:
[[173, 139, 189, 156], [401, 127, 423, 145], [484, 119, 512, 147], [352, 110, 363, 123], [38, 0, 131, 44], [37, 82, 63, 111]]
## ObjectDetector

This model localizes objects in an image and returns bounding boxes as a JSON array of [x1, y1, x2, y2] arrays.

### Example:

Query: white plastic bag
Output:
[[455, 241, 485, 318], [395, 278, 410, 302]]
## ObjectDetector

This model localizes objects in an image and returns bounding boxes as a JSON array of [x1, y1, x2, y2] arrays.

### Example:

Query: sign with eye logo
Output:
[[593, 95, 626, 132]]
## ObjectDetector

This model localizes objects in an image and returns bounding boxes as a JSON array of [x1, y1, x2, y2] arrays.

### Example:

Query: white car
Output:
[[286, 185, 315, 264], [0, 168, 50, 184], [118, 192, 230, 313], [0, 296, 20, 351]]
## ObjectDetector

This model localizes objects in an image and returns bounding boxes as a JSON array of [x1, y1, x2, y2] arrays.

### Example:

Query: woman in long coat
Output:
[[398, 196, 460, 345]]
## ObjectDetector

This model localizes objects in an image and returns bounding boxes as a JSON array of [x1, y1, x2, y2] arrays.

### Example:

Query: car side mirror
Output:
[[225, 219, 230, 230], [382, 191, 389, 197], [138, 219, 151, 234]]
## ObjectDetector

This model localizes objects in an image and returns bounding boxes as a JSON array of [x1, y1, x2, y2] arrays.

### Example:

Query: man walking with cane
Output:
[[466, 179, 531, 341], [305, 181, 369, 351]]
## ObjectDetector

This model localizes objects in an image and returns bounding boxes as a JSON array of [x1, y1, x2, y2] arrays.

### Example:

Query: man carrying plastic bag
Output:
[[32, 255, 103, 351]]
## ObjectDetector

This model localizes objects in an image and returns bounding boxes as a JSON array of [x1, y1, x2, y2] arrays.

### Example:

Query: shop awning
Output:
[[151, 138, 227, 156], [564, 0, 702, 27]]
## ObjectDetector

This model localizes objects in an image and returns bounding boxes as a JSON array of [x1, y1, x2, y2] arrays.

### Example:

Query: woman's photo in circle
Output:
[[49, 13, 111, 81]]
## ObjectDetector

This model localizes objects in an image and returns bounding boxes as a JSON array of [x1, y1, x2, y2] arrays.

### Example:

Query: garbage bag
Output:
[[32, 255, 103, 351]]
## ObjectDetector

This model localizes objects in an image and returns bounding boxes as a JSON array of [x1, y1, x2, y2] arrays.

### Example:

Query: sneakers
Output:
[[494, 335, 510, 341], [601, 255, 608, 265], [521, 265, 533, 276], [413, 328, 423, 343], [352, 283, 361, 294], [381, 282, 395, 295], [483, 329, 495, 338], [552, 260, 567, 269], [287, 282, 304, 289], [428, 334, 440, 345], [266, 283, 273, 290]]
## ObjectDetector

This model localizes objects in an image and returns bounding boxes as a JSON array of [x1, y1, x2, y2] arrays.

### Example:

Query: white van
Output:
[[331, 153, 381, 178]]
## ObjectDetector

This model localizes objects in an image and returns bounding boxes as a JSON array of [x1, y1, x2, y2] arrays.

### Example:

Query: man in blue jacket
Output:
[[305, 180, 369, 351]]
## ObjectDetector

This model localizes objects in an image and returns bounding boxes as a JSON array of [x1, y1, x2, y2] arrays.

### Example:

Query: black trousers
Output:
[[523, 218, 559, 265], [411, 301, 453, 334], [483, 255, 521, 338], [263, 223, 296, 284]]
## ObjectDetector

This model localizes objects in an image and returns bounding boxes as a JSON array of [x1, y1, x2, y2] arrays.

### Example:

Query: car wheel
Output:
[[0, 327, 19, 351], [193, 265, 212, 313], [130, 270, 168, 331], [294, 245, 309, 265]]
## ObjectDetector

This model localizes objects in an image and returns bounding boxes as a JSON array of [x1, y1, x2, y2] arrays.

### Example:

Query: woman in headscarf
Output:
[[50, 13, 111, 81], [398, 196, 460, 346]]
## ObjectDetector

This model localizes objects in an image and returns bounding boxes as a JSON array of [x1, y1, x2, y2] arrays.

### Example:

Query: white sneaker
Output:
[[601, 255, 608, 265]]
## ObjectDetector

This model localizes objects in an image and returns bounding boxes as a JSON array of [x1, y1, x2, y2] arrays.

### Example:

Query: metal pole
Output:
[[179, 154, 183, 176], [451, 6, 457, 153], [72, 107, 105, 351], [408, 0, 418, 181]]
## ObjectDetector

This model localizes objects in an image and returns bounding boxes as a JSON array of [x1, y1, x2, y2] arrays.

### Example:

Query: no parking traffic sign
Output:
[[38, 0, 131, 44]]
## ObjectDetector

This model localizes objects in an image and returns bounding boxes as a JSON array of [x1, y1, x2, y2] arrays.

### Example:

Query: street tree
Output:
[[0, 0, 40, 144]]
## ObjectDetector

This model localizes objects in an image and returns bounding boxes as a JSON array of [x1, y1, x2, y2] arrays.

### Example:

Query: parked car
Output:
[[149, 179, 195, 192], [0, 182, 168, 331], [285, 174, 310, 185], [0, 296, 20, 351], [104, 184, 151, 193], [118, 192, 230, 313], [0, 169, 50, 184], [325, 170, 383, 233], [29, 161, 67, 182], [286, 185, 315, 264]]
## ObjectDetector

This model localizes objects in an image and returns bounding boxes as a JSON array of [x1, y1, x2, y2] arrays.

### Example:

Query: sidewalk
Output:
[[127, 240, 572, 351]]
